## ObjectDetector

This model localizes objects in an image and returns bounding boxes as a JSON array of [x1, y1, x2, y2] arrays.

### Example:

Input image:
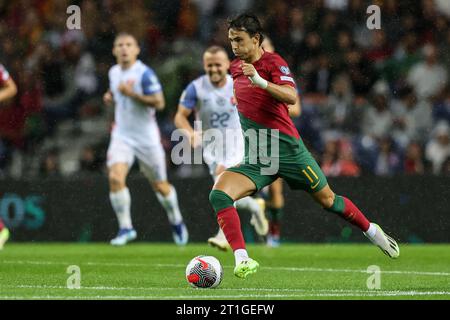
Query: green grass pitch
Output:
[[0, 243, 449, 300]]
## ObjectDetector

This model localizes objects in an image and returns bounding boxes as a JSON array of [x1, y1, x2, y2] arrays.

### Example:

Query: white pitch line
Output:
[[2, 260, 450, 277], [0, 291, 449, 300], [4, 285, 450, 297]]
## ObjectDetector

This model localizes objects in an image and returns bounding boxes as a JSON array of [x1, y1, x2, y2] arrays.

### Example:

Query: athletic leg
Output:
[[267, 178, 284, 247], [108, 162, 137, 245], [311, 184, 399, 258], [138, 144, 187, 245], [209, 170, 260, 278]]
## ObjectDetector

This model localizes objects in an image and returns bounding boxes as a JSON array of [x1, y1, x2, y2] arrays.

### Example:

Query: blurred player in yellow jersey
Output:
[[0, 63, 17, 250], [260, 37, 301, 247]]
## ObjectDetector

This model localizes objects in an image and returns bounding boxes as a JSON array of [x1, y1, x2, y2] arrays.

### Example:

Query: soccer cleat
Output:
[[207, 231, 230, 251], [234, 258, 260, 279], [110, 228, 137, 246], [266, 234, 280, 248], [365, 223, 400, 259], [250, 198, 269, 236], [172, 222, 188, 246], [0, 228, 10, 250]]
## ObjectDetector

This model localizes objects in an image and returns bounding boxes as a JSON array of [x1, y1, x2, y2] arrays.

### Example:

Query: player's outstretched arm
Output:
[[0, 78, 17, 103], [118, 82, 165, 110], [131, 91, 165, 111]]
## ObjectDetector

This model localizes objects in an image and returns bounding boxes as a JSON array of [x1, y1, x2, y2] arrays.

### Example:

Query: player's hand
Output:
[[103, 91, 114, 106], [241, 62, 268, 89], [118, 82, 136, 98], [241, 62, 257, 78]]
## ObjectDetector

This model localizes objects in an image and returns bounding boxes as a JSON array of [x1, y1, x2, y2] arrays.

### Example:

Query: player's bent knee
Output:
[[152, 181, 171, 196], [209, 189, 234, 213], [109, 173, 125, 190], [321, 195, 335, 209]]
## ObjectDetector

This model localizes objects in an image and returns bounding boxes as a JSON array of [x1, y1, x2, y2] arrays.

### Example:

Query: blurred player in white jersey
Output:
[[174, 46, 267, 251], [0, 63, 17, 250], [103, 33, 188, 246]]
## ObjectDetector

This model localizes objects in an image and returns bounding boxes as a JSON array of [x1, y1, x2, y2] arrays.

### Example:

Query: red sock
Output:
[[217, 206, 246, 251], [342, 197, 370, 232], [0, 219, 4, 231], [269, 221, 280, 237]]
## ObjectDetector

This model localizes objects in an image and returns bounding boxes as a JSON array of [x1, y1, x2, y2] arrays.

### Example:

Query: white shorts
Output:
[[107, 135, 167, 182]]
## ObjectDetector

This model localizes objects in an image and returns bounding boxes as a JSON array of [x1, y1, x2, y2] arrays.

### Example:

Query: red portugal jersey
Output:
[[230, 50, 299, 139]]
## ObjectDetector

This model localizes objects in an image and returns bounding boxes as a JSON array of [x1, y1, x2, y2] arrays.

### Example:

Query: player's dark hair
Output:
[[228, 14, 264, 45]]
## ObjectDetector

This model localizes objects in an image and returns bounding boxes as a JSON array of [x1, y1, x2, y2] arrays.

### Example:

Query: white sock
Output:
[[156, 185, 183, 225], [235, 197, 260, 215], [234, 249, 249, 266], [109, 188, 132, 229], [364, 223, 377, 238]]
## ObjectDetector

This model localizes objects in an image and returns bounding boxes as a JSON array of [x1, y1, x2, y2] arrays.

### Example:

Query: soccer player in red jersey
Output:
[[208, 14, 399, 278], [0, 63, 17, 249]]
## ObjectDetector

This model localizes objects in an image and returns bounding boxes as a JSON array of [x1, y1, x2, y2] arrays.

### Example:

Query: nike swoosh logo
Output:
[[196, 258, 209, 270], [311, 180, 320, 189]]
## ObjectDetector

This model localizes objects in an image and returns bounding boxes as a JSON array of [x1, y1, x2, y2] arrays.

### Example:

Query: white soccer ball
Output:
[[185, 255, 223, 288]]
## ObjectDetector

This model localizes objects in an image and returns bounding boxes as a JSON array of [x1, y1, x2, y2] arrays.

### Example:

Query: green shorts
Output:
[[227, 137, 328, 193]]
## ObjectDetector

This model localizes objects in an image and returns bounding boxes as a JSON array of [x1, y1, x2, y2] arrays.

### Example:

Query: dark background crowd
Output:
[[0, 0, 449, 179]]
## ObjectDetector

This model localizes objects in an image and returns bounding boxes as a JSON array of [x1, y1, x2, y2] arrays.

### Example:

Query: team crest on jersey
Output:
[[280, 66, 290, 75], [216, 97, 226, 106]]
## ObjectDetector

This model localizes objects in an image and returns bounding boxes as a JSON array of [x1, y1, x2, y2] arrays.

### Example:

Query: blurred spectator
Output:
[[364, 30, 393, 71], [407, 44, 448, 101], [404, 141, 425, 175], [343, 47, 377, 95], [432, 86, 450, 123], [323, 73, 360, 133], [79, 145, 103, 173], [391, 86, 433, 148], [362, 86, 393, 140], [374, 136, 401, 176], [321, 136, 360, 177], [383, 33, 421, 88], [425, 121, 450, 174], [39, 148, 61, 177]]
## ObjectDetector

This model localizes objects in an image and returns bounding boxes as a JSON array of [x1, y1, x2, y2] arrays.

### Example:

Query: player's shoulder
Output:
[[108, 64, 121, 76], [263, 51, 288, 65]]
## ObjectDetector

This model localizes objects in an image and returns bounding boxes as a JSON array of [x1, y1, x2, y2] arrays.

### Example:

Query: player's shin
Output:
[[109, 187, 132, 229], [210, 190, 248, 263], [325, 195, 370, 232], [156, 185, 183, 225]]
